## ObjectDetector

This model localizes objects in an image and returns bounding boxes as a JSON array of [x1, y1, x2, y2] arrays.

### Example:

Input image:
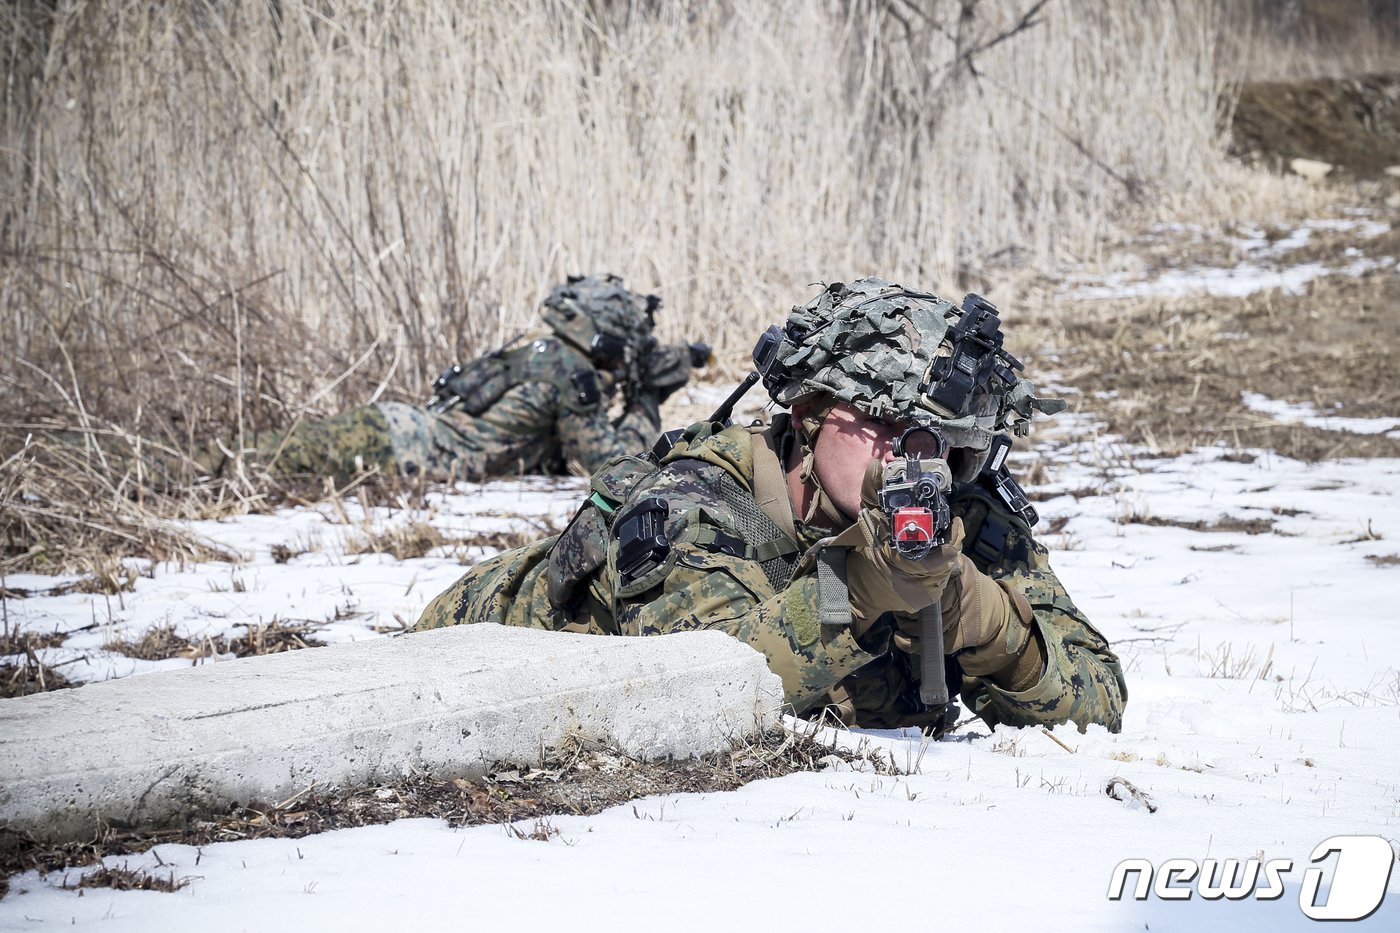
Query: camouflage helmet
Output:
[[540, 274, 657, 368], [754, 277, 1065, 454]]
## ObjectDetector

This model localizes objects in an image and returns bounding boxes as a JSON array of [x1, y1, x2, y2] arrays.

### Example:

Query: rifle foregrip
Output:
[[919, 601, 949, 707]]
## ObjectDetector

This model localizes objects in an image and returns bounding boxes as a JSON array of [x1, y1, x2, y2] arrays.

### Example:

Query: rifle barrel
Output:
[[708, 371, 761, 425]]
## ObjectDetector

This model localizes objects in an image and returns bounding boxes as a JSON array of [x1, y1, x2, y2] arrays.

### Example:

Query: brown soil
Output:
[[0, 660, 70, 699], [1231, 72, 1400, 178], [1050, 222, 1400, 461], [1127, 515, 1277, 535], [59, 864, 188, 894], [0, 630, 72, 698]]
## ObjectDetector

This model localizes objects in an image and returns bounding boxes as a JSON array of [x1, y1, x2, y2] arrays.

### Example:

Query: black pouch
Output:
[[543, 454, 661, 609], [615, 496, 671, 584], [589, 332, 629, 369], [570, 368, 601, 407]]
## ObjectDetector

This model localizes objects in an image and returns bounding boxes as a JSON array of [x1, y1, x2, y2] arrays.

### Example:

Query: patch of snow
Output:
[[2, 476, 588, 684], [1059, 217, 1394, 299], [1243, 392, 1400, 436], [4, 428, 1400, 929], [1302, 218, 1391, 239], [1065, 256, 1394, 299]]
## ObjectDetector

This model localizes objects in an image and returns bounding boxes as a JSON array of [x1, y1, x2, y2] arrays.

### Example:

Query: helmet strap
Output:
[[793, 398, 851, 527]]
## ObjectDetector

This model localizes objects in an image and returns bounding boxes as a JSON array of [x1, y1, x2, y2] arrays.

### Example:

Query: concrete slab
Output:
[[0, 625, 783, 843]]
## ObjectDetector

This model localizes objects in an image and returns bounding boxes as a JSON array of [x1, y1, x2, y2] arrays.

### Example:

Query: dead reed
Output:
[[2, 1, 1395, 570], [1041, 224, 1400, 461], [101, 620, 328, 663], [3, 1, 1243, 416]]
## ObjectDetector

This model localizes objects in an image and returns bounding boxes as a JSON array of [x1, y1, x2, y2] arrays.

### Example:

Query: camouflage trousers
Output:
[[256, 402, 544, 483], [46, 401, 553, 488]]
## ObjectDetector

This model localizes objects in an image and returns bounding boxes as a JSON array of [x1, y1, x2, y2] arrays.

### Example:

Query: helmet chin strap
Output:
[[793, 398, 854, 527]]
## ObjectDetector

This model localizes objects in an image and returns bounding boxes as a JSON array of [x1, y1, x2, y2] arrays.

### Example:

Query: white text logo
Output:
[[1108, 835, 1396, 921]]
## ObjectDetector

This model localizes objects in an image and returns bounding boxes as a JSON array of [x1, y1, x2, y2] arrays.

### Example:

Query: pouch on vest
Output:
[[545, 453, 661, 610], [546, 505, 608, 610], [613, 496, 676, 597], [949, 482, 1033, 572]]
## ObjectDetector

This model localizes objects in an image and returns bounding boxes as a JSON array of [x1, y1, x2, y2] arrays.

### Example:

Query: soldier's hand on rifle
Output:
[[833, 460, 963, 635], [638, 342, 697, 402], [833, 460, 1042, 687], [686, 341, 714, 369]]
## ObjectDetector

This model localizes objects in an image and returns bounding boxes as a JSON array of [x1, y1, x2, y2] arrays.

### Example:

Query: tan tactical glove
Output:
[[835, 460, 1045, 692], [932, 556, 1045, 691], [832, 461, 963, 630]]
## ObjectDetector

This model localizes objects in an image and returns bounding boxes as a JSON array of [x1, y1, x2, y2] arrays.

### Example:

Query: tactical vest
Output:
[[542, 415, 1036, 628], [543, 420, 806, 623], [440, 334, 605, 417]]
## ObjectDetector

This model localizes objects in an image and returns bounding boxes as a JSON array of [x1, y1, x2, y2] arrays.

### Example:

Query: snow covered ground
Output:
[[3, 220, 1399, 930], [1060, 216, 1395, 299], [2, 476, 586, 685]]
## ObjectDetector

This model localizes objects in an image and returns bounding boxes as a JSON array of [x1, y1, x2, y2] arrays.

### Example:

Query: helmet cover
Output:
[[541, 274, 656, 367], [757, 277, 1065, 452]]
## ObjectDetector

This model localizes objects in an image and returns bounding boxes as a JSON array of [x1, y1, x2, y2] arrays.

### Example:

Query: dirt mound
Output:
[[1230, 72, 1400, 177]]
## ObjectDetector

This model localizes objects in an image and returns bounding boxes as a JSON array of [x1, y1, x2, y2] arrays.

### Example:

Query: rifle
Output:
[[878, 426, 955, 707], [426, 332, 529, 414]]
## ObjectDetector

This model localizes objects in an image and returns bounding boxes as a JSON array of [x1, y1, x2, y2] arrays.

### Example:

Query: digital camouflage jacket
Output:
[[417, 417, 1126, 734], [255, 334, 665, 482]]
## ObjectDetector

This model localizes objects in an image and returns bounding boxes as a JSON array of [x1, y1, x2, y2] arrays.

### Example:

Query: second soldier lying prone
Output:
[[216, 274, 708, 483]]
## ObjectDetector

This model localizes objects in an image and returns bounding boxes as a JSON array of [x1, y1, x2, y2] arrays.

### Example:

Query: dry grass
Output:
[[1124, 514, 1277, 536], [2, 1, 1245, 377], [102, 623, 201, 662], [0, 727, 889, 881], [451, 514, 571, 560], [1202, 641, 1277, 681], [1, 1, 1395, 574], [0, 652, 71, 699], [0, 628, 67, 656], [217, 621, 327, 657], [343, 520, 447, 561], [1043, 225, 1400, 461], [0, 623, 72, 698], [0, 2, 1246, 463], [0, 434, 246, 574], [1230, 1, 1400, 81], [341, 508, 569, 561], [101, 619, 328, 663], [59, 864, 189, 894]]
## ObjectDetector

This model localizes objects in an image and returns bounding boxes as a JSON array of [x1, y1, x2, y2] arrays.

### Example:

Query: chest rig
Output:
[[428, 335, 606, 417], [543, 419, 806, 626]]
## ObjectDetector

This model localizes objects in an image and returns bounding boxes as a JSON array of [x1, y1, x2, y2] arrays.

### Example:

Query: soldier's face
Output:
[[810, 401, 913, 520]]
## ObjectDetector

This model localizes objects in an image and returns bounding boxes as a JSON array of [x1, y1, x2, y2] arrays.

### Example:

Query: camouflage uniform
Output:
[[417, 415, 1125, 734], [417, 277, 1126, 735], [253, 338, 665, 482], [250, 275, 692, 483]]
